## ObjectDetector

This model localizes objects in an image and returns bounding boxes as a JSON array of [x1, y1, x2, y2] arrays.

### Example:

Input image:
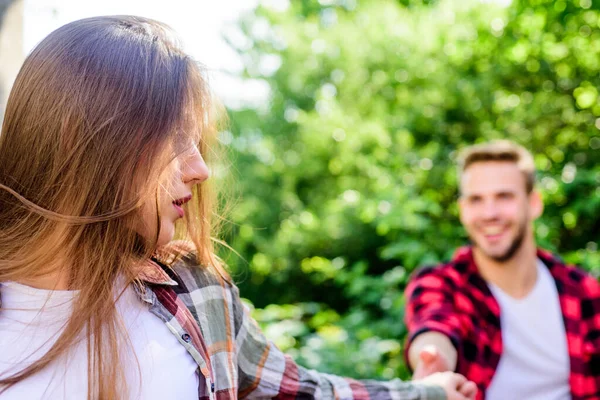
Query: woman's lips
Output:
[[172, 195, 192, 218], [173, 203, 185, 218]]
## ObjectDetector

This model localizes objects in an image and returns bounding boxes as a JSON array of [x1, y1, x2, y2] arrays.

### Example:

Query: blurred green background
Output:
[[220, 0, 600, 380]]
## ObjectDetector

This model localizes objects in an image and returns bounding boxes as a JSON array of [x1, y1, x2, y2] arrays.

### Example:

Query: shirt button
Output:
[[182, 333, 191, 343]]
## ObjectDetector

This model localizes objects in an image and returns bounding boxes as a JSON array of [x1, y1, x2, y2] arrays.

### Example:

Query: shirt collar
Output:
[[135, 240, 197, 286], [451, 246, 480, 275], [135, 258, 178, 286]]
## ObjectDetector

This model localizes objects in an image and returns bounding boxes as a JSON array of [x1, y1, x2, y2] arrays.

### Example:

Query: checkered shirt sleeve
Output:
[[168, 258, 447, 400]]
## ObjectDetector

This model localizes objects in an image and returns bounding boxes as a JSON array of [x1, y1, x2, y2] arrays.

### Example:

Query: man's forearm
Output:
[[408, 331, 458, 372]]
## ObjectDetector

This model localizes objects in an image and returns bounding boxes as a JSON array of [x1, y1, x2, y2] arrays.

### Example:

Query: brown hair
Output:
[[457, 140, 536, 193], [0, 16, 224, 398]]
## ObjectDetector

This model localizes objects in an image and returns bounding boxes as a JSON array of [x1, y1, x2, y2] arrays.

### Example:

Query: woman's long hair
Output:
[[0, 16, 224, 398]]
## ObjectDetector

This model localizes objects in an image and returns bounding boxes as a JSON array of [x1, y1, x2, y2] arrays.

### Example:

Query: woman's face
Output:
[[137, 142, 209, 247]]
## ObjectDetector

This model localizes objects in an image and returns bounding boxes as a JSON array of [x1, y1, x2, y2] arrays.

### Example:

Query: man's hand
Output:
[[413, 345, 452, 379], [408, 331, 457, 379], [415, 372, 477, 400]]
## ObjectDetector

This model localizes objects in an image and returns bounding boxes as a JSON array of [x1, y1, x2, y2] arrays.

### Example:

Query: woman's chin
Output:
[[155, 225, 175, 247]]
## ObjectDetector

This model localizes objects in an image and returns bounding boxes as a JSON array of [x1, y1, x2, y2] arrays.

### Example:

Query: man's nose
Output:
[[481, 199, 500, 219]]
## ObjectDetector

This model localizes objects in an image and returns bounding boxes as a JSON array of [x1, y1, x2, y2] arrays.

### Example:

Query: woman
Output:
[[0, 16, 476, 400]]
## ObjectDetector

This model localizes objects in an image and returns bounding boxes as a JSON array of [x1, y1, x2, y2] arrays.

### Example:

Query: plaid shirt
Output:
[[404, 246, 600, 400], [134, 241, 446, 400]]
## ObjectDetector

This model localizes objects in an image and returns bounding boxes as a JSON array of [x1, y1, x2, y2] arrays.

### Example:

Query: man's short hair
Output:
[[457, 140, 536, 193]]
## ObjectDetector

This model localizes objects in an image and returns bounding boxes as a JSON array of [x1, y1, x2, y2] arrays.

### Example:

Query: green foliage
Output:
[[222, 0, 600, 379]]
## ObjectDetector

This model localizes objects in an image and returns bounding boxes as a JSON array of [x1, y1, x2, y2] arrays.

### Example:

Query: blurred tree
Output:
[[221, 0, 600, 379], [0, 0, 18, 122], [0, 0, 16, 25]]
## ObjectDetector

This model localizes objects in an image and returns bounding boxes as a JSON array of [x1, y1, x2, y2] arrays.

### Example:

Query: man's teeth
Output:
[[483, 227, 503, 235]]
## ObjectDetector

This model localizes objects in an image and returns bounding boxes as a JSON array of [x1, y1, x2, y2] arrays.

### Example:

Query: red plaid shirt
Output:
[[405, 246, 600, 400]]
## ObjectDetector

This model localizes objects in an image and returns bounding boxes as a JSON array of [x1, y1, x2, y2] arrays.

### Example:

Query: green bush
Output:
[[222, 0, 600, 379]]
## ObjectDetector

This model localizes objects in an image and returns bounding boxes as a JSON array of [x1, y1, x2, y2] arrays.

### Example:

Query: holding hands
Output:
[[415, 370, 477, 400], [410, 340, 477, 400]]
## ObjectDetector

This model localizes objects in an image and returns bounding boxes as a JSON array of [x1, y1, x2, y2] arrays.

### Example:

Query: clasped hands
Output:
[[413, 346, 477, 400]]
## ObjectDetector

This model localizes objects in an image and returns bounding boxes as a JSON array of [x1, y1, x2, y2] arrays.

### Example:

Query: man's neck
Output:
[[473, 242, 539, 299]]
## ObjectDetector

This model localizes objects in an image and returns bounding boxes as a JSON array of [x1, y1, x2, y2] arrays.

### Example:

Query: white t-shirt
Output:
[[0, 281, 200, 399], [486, 260, 571, 400]]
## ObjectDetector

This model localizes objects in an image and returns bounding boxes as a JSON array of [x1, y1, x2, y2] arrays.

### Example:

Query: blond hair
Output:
[[457, 140, 536, 193], [0, 16, 225, 398]]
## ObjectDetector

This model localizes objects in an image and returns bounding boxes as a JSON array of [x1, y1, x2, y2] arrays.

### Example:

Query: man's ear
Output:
[[529, 190, 544, 220], [457, 196, 466, 225]]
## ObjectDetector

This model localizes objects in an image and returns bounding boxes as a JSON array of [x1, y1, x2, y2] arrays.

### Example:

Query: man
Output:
[[404, 140, 600, 400]]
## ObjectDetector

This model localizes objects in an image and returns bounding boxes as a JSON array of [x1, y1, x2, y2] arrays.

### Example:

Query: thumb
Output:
[[419, 345, 439, 365]]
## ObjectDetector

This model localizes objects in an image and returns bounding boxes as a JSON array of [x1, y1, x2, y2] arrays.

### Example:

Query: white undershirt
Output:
[[0, 281, 200, 399], [486, 260, 571, 400]]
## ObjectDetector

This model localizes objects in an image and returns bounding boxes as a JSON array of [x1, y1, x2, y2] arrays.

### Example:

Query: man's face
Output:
[[458, 161, 542, 263]]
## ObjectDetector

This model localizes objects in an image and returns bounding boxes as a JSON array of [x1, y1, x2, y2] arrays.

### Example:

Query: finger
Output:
[[413, 363, 440, 379], [419, 351, 435, 365], [412, 363, 429, 380], [412, 362, 423, 379], [458, 381, 478, 399], [450, 373, 467, 388], [419, 346, 439, 364], [421, 345, 438, 357]]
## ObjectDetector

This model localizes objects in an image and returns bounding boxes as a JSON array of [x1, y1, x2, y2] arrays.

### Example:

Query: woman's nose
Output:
[[182, 147, 210, 185]]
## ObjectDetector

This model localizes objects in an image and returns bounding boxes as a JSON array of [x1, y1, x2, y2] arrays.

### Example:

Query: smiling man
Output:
[[403, 140, 600, 400]]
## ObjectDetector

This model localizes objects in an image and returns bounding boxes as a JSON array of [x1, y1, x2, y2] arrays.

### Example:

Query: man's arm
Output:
[[580, 271, 600, 396], [404, 267, 467, 379]]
